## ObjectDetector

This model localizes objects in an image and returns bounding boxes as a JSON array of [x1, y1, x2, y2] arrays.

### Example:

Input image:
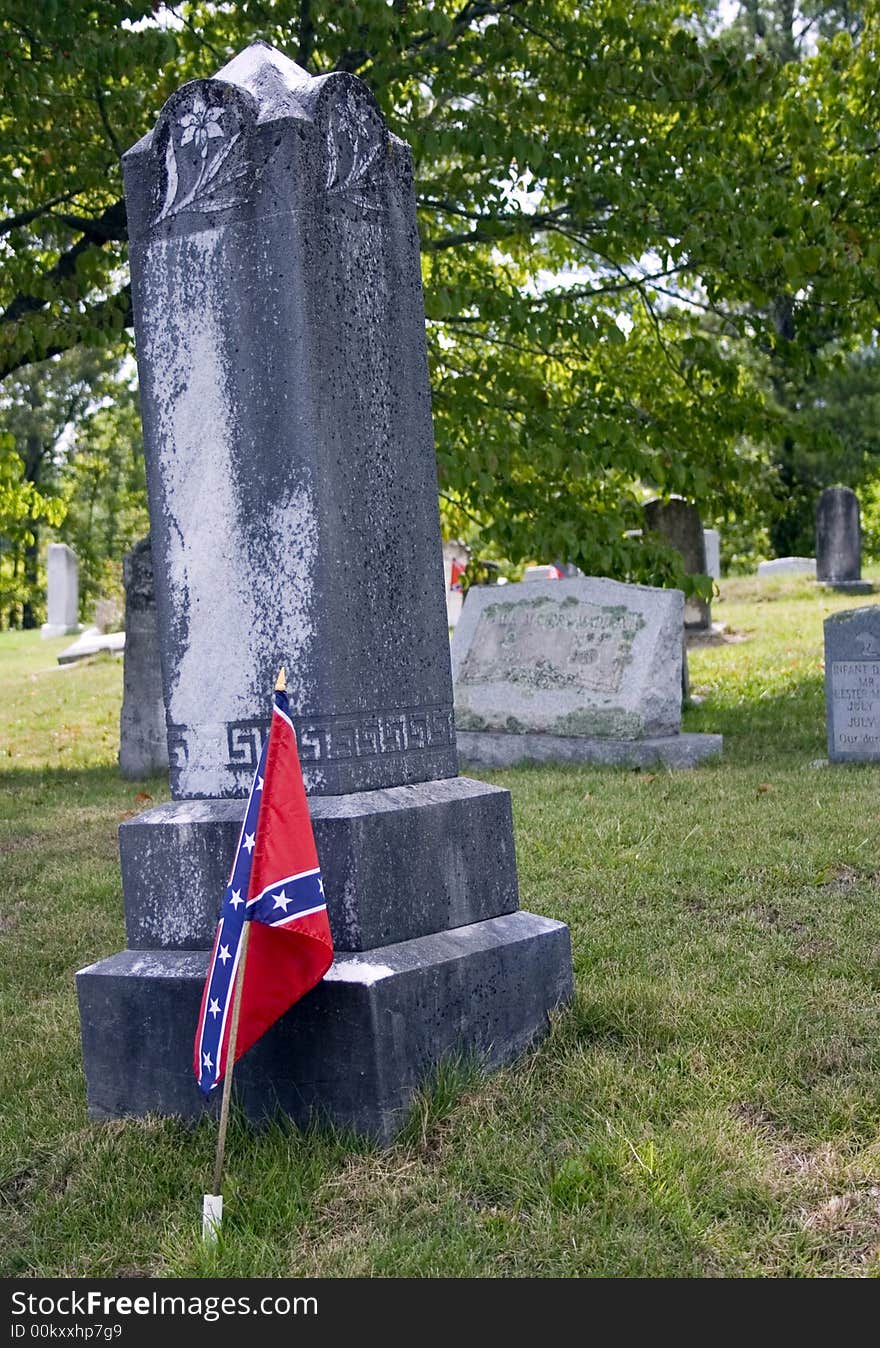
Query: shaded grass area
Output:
[[3, 582, 880, 1277]]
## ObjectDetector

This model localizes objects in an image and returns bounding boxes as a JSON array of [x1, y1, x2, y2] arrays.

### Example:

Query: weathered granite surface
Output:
[[120, 536, 169, 779], [644, 497, 710, 629], [120, 778, 519, 952], [452, 577, 684, 741], [41, 543, 79, 638], [124, 42, 456, 799], [824, 606, 880, 761], [76, 912, 573, 1142]]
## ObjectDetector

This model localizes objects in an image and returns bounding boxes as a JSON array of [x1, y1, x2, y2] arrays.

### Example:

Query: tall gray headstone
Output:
[[121, 47, 457, 800], [816, 487, 870, 591], [119, 536, 169, 779], [644, 497, 710, 630], [41, 543, 79, 638], [824, 607, 880, 760], [77, 42, 571, 1142]]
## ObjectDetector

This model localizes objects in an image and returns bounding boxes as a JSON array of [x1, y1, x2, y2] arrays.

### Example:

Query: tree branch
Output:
[[335, 0, 524, 74], [93, 82, 123, 159], [2, 200, 127, 325], [421, 204, 573, 251], [297, 0, 316, 68], [49, 199, 128, 245], [0, 192, 82, 239], [0, 287, 132, 383]]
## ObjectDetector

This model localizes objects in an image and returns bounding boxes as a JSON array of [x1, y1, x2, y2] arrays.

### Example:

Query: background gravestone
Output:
[[824, 607, 880, 761], [815, 487, 871, 592], [758, 556, 815, 577], [119, 536, 169, 779], [40, 543, 79, 638], [643, 497, 711, 630], [703, 529, 721, 581], [442, 538, 469, 629], [453, 576, 722, 769], [524, 565, 562, 581], [77, 42, 572, 1141]]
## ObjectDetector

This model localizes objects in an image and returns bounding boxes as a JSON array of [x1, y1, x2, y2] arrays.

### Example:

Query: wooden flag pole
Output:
[[202, 668, 285, 1245], [203, 921, 251, 1243]]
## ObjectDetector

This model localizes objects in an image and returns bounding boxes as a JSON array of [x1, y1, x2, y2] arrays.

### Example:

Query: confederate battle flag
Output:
[[193, 680, 334, 1095]]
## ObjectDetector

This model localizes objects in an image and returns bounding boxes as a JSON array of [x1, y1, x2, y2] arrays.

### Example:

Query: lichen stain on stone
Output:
[[550, 707, 643, 740], [250, 492, 318, 714], [326, 958, 395, 985], [141, 225, 318, 797], [142, 228, 254, 720], [460, 600, 641, 696], [455, 709, 488, 732]]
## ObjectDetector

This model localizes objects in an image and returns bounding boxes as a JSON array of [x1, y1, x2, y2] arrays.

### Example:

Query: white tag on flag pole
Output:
[[202, 1192, 223, 1243]]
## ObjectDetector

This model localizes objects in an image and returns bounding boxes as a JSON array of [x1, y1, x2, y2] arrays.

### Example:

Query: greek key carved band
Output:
[[166, 724, 190, 770], [168, 707, 456, 772]]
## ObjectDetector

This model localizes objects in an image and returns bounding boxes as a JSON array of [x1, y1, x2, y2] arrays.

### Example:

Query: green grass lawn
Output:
[[3, 577, 880, 1278]]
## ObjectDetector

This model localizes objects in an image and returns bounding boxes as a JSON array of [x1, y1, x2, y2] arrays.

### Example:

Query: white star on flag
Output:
[[203, 1052, 213, 1070], [244, 832, 255, 853], [208, 999, 221, 1019], [256, 776, 263, 790], [318, 877, 324, 897], [229, 889, 243, 909], [218, 944, 231, 964], [273, 889, 291, 911]]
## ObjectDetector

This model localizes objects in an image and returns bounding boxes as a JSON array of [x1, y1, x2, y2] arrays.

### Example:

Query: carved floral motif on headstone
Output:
[[324, 85, 386, 211], [154, 85, 253, 223]]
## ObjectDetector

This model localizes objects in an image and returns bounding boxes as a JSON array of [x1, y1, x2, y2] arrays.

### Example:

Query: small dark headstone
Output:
[[824, 606, 880, 761], [119, 536, 168, 779], [643, 497, 710, 629], [815, 487, 869, 590]]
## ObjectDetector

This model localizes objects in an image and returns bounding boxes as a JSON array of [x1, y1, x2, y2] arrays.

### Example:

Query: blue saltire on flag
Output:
[[193, 687, 334, 1095]]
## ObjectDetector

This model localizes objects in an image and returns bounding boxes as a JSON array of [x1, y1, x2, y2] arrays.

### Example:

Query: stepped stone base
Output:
[[120, 777, 519, 953], [41, 623, 80, 639], [76, 912, 573, 1143], [458, 730, 723, 770], [815, 580, 875, 594]]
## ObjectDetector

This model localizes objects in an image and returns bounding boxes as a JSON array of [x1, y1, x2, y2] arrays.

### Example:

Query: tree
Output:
[[0, 345, 145, 626], [3, 2, 880, 583], [713, 1, 880, 559], [56, 376, 149, 617]]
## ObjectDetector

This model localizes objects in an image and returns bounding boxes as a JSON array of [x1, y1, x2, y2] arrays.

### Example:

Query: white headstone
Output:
[[442, 539, 469, 628], [524, 565, 561, 581], [41, 543, 79, 637], [452, 576, 684, 740], [824, 607, 880, 760], [703, 529, 721, 581], [757, 556, 816, 577]]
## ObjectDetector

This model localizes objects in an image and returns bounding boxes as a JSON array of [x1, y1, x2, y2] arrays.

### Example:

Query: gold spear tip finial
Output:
[[275, 666, 287, 692]]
